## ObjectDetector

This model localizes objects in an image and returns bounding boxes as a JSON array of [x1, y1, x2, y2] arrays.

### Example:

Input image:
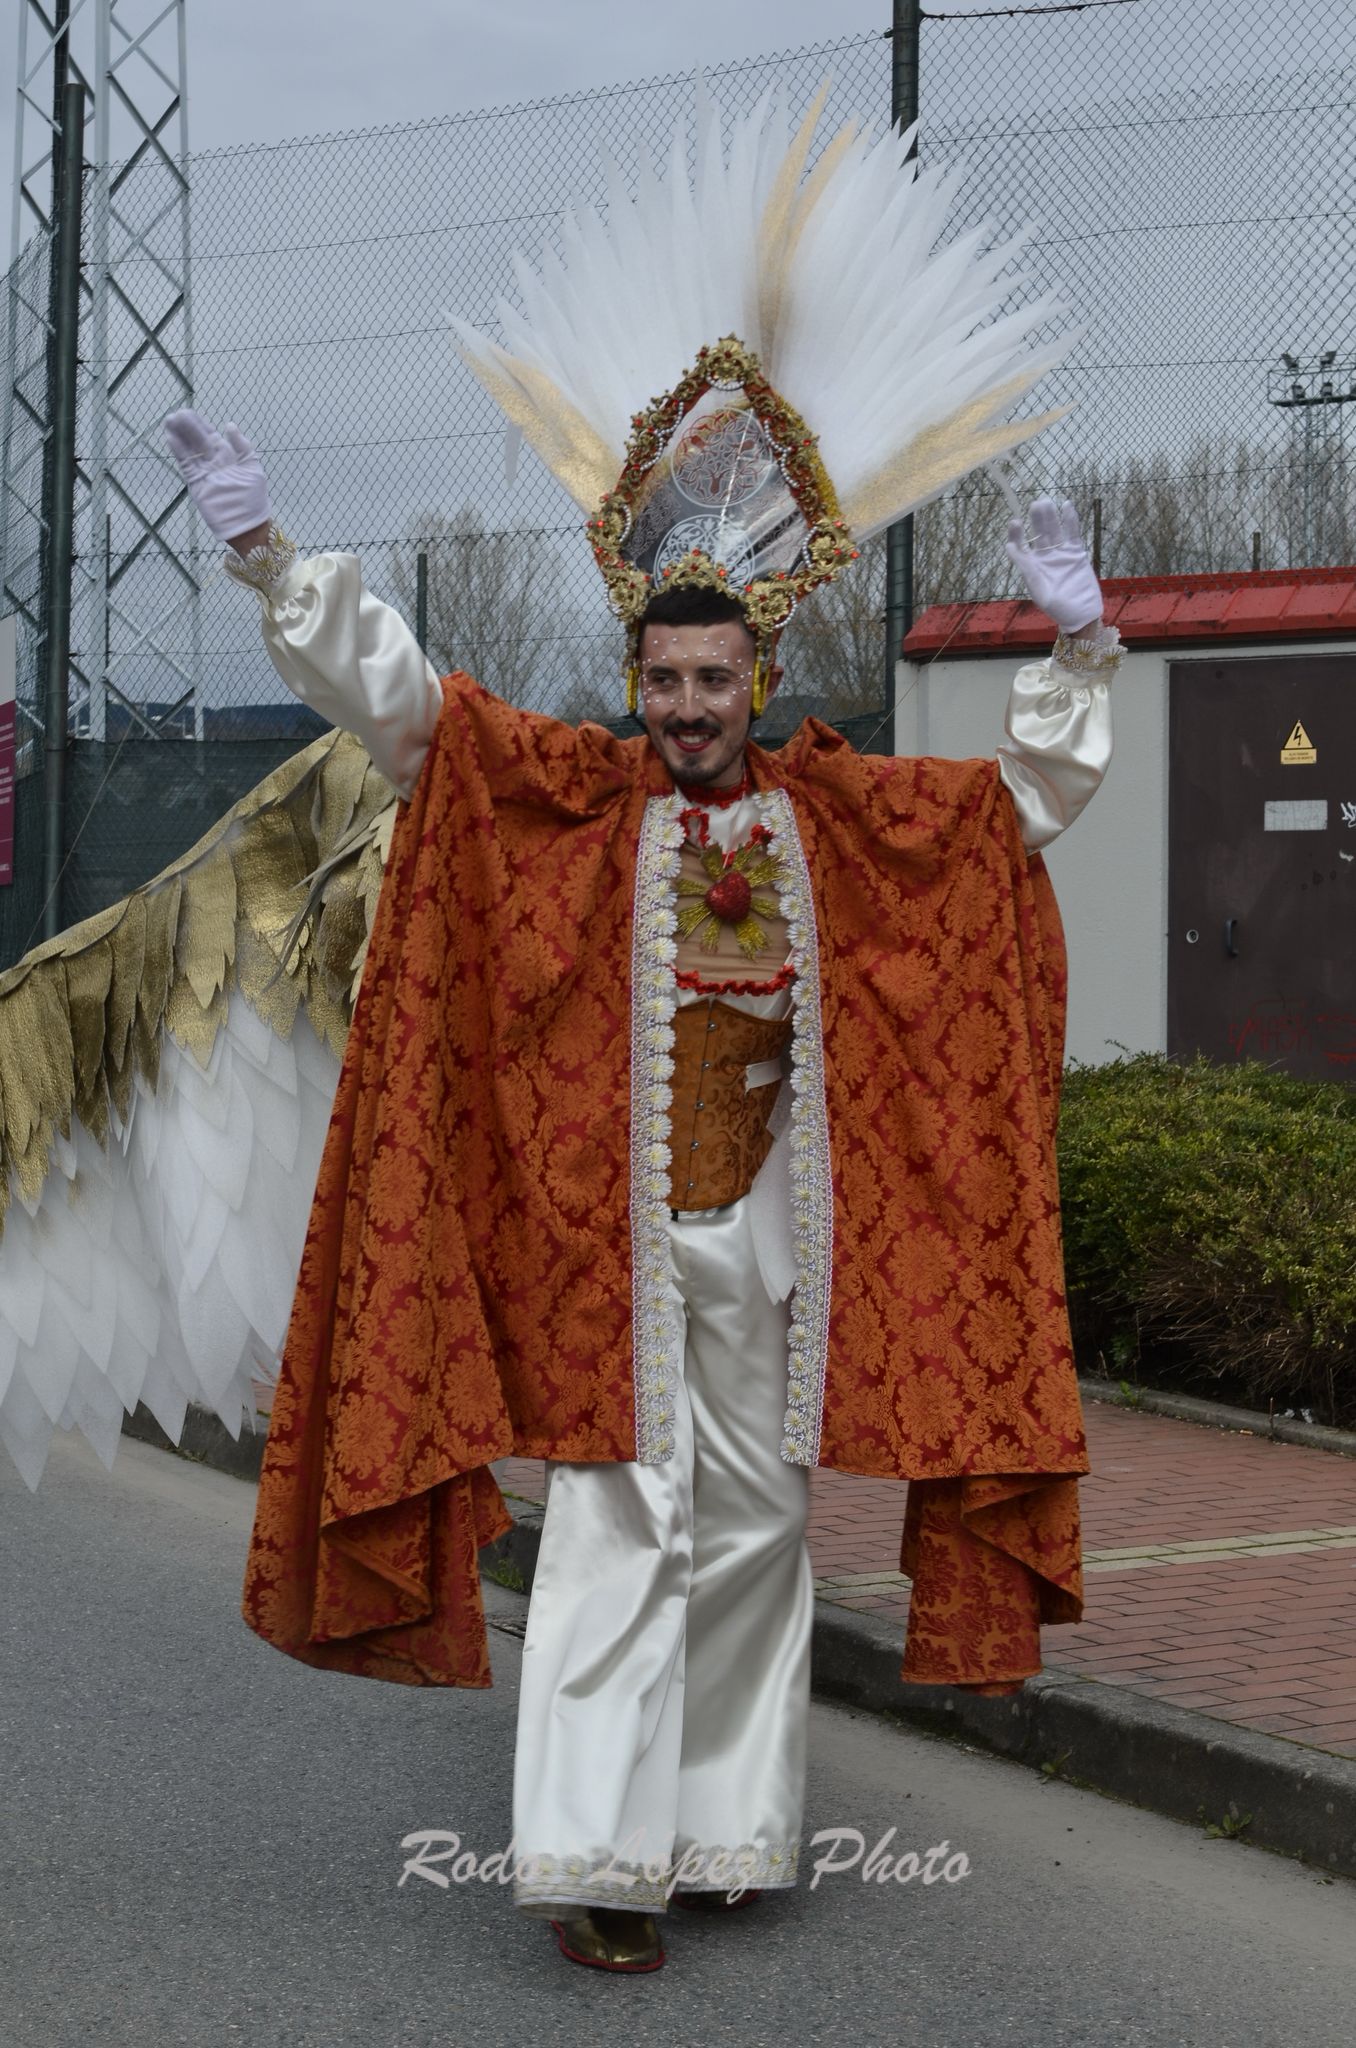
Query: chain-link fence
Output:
[[915, 0, 1356, 598], [108, 32, 890, 736], [2, 1, 1355, 957]]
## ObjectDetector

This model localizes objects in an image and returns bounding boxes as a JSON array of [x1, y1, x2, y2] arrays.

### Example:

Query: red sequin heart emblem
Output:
[[705, 871, 752, 922]]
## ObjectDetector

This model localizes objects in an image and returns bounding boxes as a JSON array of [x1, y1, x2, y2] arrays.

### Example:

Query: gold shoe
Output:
[[549, 1905, 665, 1972]]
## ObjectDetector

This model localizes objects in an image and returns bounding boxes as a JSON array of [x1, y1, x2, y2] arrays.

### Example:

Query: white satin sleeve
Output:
[[996, 642, 1115, 854], [228, 549, 443, 801]]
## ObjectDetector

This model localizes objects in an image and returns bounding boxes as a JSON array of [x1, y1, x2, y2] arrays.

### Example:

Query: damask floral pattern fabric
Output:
[[242, 673, 1087, 1690], [900, 1474, 1083, 1692]]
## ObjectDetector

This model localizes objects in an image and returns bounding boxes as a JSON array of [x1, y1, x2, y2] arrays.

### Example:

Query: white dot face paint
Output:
[[636, 618, 762, 790], [639, 630, 751, 699]]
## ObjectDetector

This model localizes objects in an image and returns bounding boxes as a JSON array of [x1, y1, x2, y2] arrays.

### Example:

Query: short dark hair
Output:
[[638, 586, 751, 635]]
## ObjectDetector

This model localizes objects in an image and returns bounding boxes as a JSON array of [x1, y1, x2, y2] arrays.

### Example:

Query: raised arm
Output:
[[164, 410, 442, 799], [997, 497, 1119, 853]]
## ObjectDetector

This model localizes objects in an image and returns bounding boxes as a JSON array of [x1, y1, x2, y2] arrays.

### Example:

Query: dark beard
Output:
[[664, 727, 718, 778], [669, 752, 724, 784]]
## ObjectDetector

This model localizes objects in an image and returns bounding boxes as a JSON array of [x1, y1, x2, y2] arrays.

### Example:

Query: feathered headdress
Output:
[[451, 84, 1071, 712]]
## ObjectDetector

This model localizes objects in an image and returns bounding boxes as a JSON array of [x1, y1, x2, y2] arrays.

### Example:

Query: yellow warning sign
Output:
[[1281, 719, 1317, 765]]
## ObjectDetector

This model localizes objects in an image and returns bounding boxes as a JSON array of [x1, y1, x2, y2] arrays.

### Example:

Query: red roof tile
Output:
[[903, 567, 1356, 658]]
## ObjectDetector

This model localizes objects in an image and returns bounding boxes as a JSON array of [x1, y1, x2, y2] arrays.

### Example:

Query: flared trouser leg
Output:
[[667, 1204, 813, 1894], [511, 1198, 813, 1915]]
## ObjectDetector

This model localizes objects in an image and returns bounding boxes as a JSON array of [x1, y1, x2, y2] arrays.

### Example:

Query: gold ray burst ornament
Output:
[[676, 829, 785, 960]]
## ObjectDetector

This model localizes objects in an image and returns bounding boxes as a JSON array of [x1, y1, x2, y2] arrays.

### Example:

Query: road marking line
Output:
[[812, 1525, 1356, 1595]]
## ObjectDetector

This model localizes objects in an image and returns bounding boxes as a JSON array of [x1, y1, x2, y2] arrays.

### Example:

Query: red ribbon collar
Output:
[[672, 759, 753, 808]]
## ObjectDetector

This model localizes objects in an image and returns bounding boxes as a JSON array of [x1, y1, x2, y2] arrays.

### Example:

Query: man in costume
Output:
[[159, 94, 1119, 1974]]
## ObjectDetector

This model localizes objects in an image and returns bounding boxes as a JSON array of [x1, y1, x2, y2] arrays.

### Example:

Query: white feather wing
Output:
[[0, 993, 338, 1489], [0, 730, 394, 1490]]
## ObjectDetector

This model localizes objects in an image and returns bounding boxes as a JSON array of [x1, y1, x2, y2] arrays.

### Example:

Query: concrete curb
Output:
[[122, 1401, 269, 1481], [122, 1404, 1356, 1882], [486, 1498, 1356, 1883], [1078, 1375, 1356, 1460]]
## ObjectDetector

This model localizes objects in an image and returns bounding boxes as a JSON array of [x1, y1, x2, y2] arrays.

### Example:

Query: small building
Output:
[[900, 569, 1356, 1080]]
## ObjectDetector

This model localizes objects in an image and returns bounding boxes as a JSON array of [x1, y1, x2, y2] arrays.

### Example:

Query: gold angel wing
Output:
[[0, 732, 397, 1487]]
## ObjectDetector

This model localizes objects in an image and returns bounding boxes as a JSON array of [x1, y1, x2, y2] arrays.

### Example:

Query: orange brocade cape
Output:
[[243, 674, 1087, 1692]]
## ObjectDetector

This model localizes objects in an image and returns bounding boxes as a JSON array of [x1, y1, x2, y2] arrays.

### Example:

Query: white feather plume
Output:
[[450, 85, 1072, 533]]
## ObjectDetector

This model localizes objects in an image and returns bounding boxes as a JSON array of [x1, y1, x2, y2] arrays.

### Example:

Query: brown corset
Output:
[[667, 999, 793, 1212]]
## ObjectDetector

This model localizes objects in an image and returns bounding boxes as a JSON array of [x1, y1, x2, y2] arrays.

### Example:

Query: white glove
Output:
[[1005, 497, 1103, 637], [164, 408, 272, 546]]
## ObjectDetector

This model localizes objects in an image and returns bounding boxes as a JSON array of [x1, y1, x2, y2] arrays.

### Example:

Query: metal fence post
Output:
[[415, 547, 429, 651], [883, 0, 920, 743], [41, 80, 85, 940]]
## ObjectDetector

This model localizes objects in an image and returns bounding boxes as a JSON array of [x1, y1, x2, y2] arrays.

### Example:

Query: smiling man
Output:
[[634, 594, 783, 789], [160, 91, 1121, 1977]]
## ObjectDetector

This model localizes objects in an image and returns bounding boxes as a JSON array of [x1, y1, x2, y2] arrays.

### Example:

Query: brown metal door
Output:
[[1168, 653, 1356, 1081]]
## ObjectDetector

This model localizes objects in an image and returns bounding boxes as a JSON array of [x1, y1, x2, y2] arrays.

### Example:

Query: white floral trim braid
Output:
[[669, 1836, 800, 1894], [221, 521, 298, 598], [514, 1853, 672, 1914], [760, 788, 833, 1466], [629, 795, 685, 1463], [1051, 622, 1123, 676], [513, 1836, 801, 1913]]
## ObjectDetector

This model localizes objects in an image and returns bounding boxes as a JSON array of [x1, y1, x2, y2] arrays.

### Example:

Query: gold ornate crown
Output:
[[588, 336, 858, 713]]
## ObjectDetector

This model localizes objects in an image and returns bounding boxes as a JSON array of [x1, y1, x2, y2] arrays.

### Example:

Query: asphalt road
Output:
[[3, 1433, 1354, 2048]]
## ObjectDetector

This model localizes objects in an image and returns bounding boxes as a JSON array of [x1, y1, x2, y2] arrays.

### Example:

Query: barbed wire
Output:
[[923, 5, 1142, 18]]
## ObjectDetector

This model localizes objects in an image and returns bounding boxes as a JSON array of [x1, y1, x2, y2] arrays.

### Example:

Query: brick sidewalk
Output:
[[493, 1399, 1356, 1760]]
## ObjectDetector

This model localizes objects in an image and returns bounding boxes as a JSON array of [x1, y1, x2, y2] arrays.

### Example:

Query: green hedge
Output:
[[1057, 1053, 1356, 1427]]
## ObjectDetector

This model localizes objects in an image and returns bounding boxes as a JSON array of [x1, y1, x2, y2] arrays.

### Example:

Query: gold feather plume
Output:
[[0, 733, 397, 1235]]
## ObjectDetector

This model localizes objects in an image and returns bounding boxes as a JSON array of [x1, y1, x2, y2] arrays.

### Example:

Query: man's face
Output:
[[637, 620, 780, 788]]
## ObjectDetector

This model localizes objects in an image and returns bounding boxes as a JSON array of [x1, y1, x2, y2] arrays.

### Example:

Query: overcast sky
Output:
[[3, 0, 1350, 715], [0, 0, 892, 244]]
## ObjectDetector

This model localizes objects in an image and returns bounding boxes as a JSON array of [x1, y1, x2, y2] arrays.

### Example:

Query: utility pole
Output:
[[1268, 352, 1356, 569], [883, 0, 920, 742], [40, 79, 85, 939], [5, 1, 199, 748]]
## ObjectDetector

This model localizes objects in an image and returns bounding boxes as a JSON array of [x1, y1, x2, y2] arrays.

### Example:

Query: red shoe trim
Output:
[[549, 1919, 666, 1972]]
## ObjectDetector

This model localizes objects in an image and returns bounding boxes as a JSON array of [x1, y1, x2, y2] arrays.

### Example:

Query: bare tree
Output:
[[776, 535, 886, 719], [389, 507, 573, 709], [389, 505, 638, 724], [393, 436, 1356, 740], [1056, 432, 1355, 578], [915, 483, 1014, 608], [775, 489, 1019, 719]]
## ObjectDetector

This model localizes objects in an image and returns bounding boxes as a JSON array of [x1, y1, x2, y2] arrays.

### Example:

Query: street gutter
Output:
[[122, 1400, 1356, 1883]]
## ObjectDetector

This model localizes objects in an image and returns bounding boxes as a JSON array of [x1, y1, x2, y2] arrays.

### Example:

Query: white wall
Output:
[[894, 637, 1356, 1069]]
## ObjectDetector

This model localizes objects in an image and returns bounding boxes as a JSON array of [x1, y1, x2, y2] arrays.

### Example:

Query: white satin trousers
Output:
[[511, 1195, 814, 1914]]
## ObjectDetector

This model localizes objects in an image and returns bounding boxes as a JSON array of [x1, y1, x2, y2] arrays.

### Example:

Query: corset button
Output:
[[696, 1100, 704, 1109]]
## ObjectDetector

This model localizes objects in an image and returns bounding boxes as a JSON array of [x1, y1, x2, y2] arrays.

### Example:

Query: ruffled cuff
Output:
[[1051, 621, 1124, 679], [222, 522, 300, 602]]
